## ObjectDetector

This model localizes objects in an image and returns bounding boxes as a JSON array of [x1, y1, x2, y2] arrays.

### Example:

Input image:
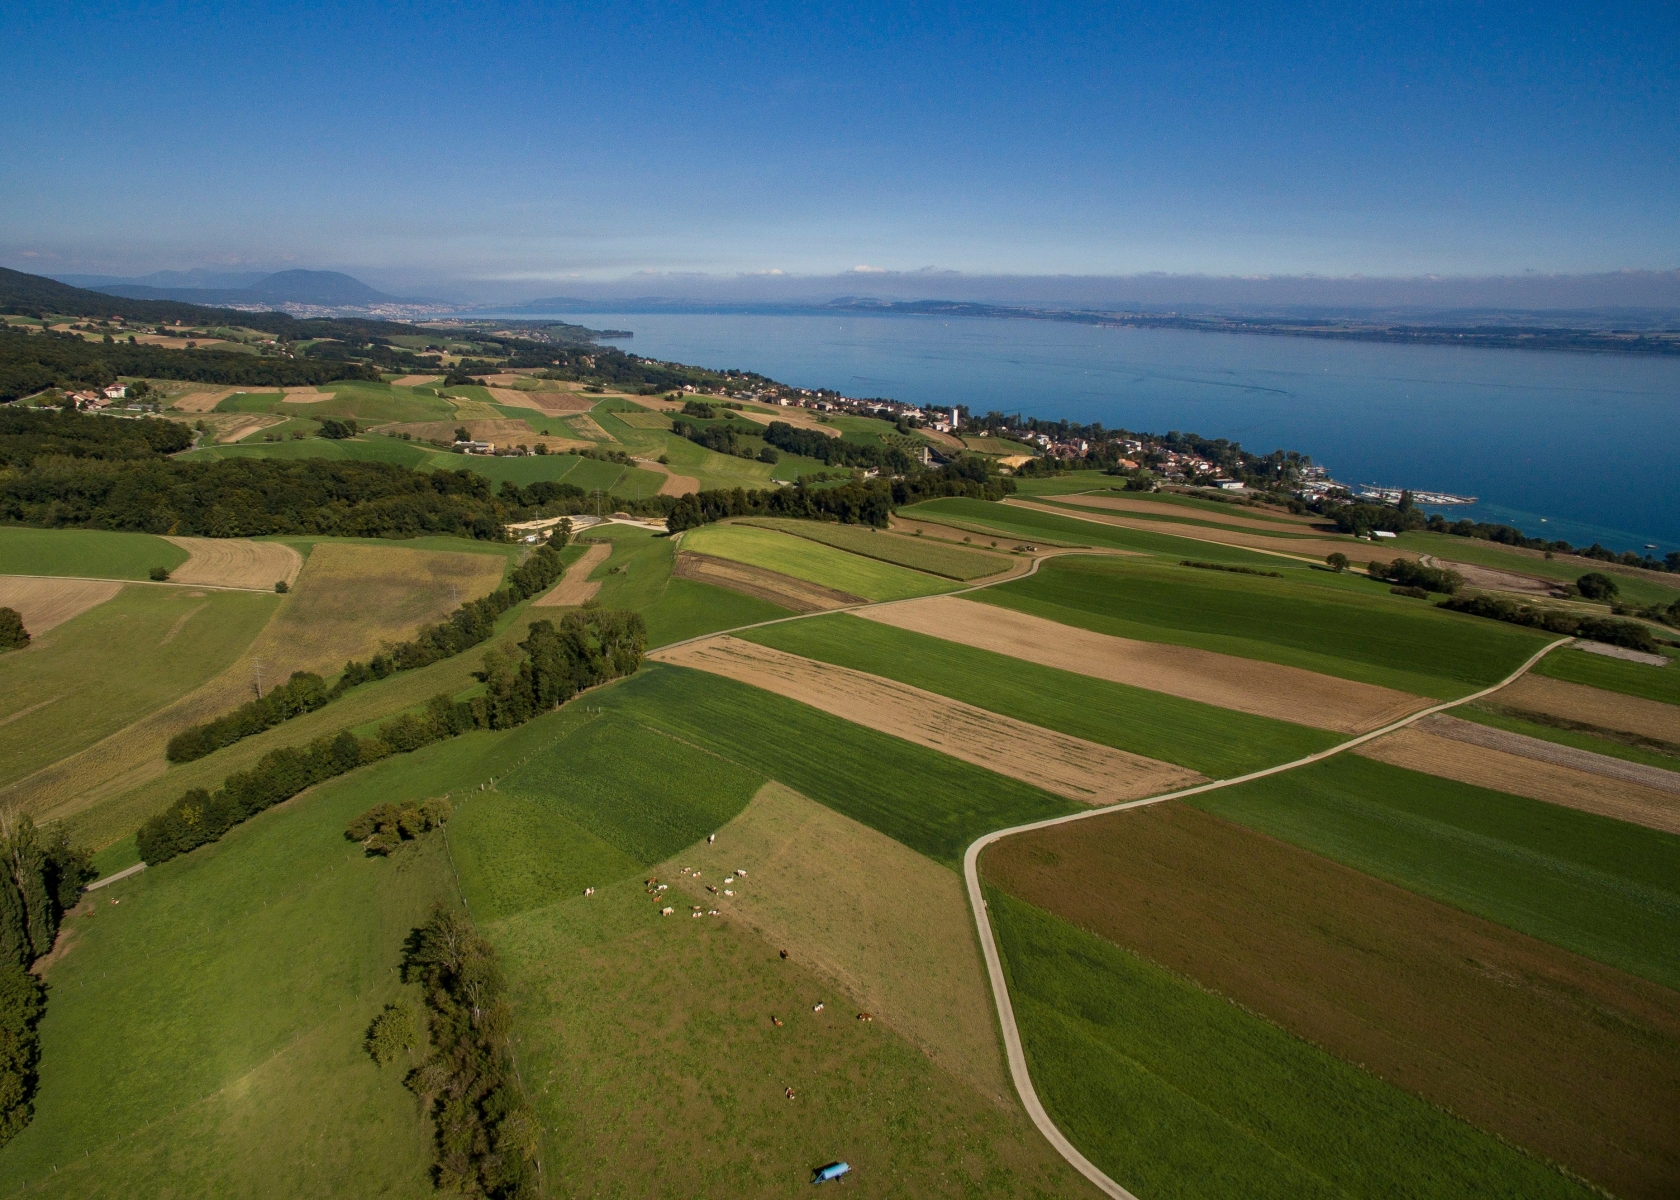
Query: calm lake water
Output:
[[509, 311, 1680, 552]]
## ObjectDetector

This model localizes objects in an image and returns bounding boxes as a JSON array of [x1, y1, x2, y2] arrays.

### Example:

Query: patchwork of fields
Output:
[[4, 476, 1676, 1198]]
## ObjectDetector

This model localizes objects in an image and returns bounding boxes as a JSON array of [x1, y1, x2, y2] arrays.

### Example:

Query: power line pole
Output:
[[253, 658, 265, 699]]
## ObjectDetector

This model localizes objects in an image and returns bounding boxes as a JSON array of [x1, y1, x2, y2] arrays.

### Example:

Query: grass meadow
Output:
[[0, 735, 512, 1197], [609, 664, 1077, 865], [1534, 644, 1680, 705], [0, 585, 276, 791], [1193, 753, 1680, 989], [979, 555, 1551, 697], [741, 614, 1338, 777], [682, 523, 958, 601], [0, 527, 188, 580], [987, 891, 1593, 1200], [739, 517, 1013, 579]]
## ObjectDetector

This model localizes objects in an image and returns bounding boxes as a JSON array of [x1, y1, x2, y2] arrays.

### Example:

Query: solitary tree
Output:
[[1576, 572, 1619, 601], [1325, 552, 1349, 573], [0, 610, 26, 652]]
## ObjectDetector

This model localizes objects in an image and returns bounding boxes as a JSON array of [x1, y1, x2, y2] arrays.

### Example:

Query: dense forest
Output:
[[1, 405, 192, 466]]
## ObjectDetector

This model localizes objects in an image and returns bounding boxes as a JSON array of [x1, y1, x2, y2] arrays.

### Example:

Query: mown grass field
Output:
[[1459, 703, 1680, 772], [1192, 753, 1680, 989], [979, 555, 1551, 698], [1032, 495, 1328, 540], [0, 585, 276, 790], [739, 517, 1013, 579], [1534, 644, 1680, 705], [0, 734, 503, 1198], [741, 614, 1338, 777], [987, 892, 1593, 1200], [0, 526, 189, 580], [492, 877, 1095, 1198], [682, 522, 958, 602], [608, 664, 1077, 865]]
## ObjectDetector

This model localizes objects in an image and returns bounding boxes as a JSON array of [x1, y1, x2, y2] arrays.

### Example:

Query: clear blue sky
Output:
[[3, 0, 1676, 289]]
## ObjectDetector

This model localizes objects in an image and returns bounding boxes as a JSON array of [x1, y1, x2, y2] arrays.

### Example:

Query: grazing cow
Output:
[[779, 949, 789, 959], [707, 834, 716, 844], [771, 1016, 784, 1027], [736, 869, 748, 877], [660, 907, 674, 916], [706, 885, 718, 894], [785, 1087, 796, 1100], [583, 887, 595, 897], [812, 1002, 824, 1013], [856, 1013, 873, 1022], [723, 889, 734, 896]]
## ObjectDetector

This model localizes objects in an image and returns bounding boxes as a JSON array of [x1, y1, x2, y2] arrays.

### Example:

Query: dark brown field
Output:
[[982, 802, 1680, 1200]]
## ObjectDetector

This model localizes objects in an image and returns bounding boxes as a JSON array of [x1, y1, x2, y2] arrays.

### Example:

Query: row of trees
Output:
[[137, 607, 645, 865], [665, 459, 1012, 532], [0, 324, 376, 400], [165, 671, 331, 763], [1369, 558, 1464, 594], [402, 906, 540, 1197], [0, 817, 97, 1146], [1438, 595, 1659, 652]]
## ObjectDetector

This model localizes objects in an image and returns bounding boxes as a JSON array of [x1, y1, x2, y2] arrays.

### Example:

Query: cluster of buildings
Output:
[[64, 384, 136, 410]]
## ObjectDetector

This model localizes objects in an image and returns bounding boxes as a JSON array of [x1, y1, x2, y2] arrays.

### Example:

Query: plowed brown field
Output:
[[860, 594, 1426, 733], [532, 543, 611, 607], [653, 636, 1205, 803], [664, 782, 1013, 1105], [0, 577, 122, 636], [391, 374, 442, 387], [163, 538, 302, 590], [212, 414, 284, 444], [1501, 674, 1680, 743], [672, 551, 861, 612], [1356, 725, 1680, 833], [983, 801, 1680, 1200], [486, 388, 597, 415]]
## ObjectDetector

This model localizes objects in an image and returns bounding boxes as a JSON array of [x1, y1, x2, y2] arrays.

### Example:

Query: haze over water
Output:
[[532, 311, 1680, 553]]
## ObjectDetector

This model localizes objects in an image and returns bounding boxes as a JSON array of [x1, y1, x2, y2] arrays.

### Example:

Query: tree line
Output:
[[168, 545, 568, 763], [0, 324, 377, 400], [664, 458, 1011, 532], [1439, 595, 1659, 652], [1, 405, 192, 467], [759, 420, 917, 473], [0, 817, 96, 1147], [136, 607, 645, 865]]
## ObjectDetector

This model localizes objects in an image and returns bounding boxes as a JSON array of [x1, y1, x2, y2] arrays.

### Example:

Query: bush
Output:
[[318, 418, 357, 440], [274, 579, 289, 593], [365, 1002, 416, 1066], [148, 566, 170, 581], [757, 446, 779, 464], [1576, 572, 1619, 601], [1368, 558, 1462, 595], [1391, 585, 1430, 599], [0, 608, 26, 651], [346, 797, 452, 856]]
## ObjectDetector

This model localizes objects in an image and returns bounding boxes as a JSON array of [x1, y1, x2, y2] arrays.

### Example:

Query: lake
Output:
[[507, 311, 1680, 552]]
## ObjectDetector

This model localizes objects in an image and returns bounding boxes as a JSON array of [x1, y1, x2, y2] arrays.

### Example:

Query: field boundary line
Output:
[[0, 572, 272, 594], [1002, 497, 1328, 564], [957, 634, 1571, 1200]]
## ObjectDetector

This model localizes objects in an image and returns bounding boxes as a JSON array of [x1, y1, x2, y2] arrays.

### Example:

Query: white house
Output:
[[103, 384, 128, 400]]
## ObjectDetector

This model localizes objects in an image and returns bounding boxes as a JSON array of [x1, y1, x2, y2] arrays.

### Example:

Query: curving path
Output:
[[959, 634, 1571, 1199]]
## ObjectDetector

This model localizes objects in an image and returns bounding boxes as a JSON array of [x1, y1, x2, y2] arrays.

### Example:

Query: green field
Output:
[[643, 577, 793, 646], [979, 555, 1552, 698], [1533, 644, 1680, 705], [1029, 495, 1325, 540], [682, 522, 958, 601], [986, 892, 1591, 1200], [741, 615, 1338, 777], [904, 496, 1332, 565], [0, 585, 277, 790], [609, 664, 1077, 865], [740, 517, 1012, 579], [0, 733, 500, 1197], [1191, 753, 1680, 989], [1458, 703, 1680, 772], [0, 526, 189, 580]]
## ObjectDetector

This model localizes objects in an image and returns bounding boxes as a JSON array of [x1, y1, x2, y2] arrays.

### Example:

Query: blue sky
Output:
[[2, 1, 1676, 291]]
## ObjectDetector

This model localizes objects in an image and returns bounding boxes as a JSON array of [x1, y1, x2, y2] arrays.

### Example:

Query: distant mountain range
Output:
[[52, 269, 412, 308]]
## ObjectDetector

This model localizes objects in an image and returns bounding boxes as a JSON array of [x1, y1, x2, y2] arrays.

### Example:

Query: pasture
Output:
[[607, 664, 1078, 866], [681, 523, 958, 602], [978, 555, 1551, 697], [986, 802, 1680, 1200], [1191, 753, 1680, 989], [986, 892, 1594, 1200], [0, 585, 276, 792], [739, 517, 1013, 579], [0, 735, 491, 1198], [0, 526, 188, 581], [742, 614, 1338, 777]]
